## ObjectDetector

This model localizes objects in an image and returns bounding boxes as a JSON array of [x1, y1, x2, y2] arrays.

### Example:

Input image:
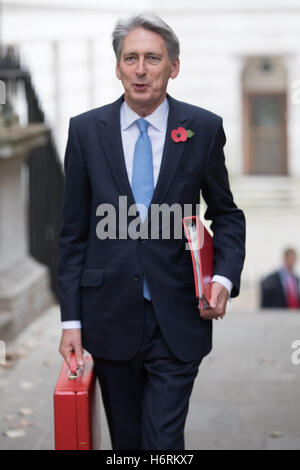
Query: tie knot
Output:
[[136, 118, 149, 134]]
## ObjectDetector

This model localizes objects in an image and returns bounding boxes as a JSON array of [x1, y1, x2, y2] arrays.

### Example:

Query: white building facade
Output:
[[2, 0, 300, 309]]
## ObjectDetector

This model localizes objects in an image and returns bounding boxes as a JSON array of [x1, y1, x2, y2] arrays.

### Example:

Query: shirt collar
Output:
[[120, 97, 169, 132], [280, 267, 295, 279]]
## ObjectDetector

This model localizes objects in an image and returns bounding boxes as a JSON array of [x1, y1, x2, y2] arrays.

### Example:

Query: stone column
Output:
[[0, 123, 54, 340]]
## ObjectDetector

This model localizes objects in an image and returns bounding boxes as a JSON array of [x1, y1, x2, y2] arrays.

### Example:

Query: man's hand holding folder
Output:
[[198, 282, 228, 321], [183, 216, 229, 321]]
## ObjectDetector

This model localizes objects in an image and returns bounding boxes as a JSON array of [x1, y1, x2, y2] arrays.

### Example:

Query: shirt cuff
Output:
[[212, 275, 233, 300], [62, 321, 82, 329]]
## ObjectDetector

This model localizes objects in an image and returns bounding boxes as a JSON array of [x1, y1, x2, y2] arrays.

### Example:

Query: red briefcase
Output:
[[53, 353, 101, 450]]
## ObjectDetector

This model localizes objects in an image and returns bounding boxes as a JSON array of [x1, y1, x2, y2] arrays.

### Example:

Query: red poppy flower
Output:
[[171, 127, 188, 143]]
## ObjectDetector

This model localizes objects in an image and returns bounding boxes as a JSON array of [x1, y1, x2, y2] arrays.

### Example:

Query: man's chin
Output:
[[130, 90, 152, 101], [126, 93, 153, 108], [125, 90, 164, 112]]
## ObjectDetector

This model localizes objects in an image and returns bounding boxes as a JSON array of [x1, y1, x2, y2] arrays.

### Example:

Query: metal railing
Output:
[[0, 46, 64, 298]]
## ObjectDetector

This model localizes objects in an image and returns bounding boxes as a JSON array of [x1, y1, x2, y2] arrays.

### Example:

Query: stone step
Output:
[[0, 312, 13, 342], [230, 177, 300, 208]]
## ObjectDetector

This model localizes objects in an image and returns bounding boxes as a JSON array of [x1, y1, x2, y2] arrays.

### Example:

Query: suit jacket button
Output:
[[134, 276, 141, 281]]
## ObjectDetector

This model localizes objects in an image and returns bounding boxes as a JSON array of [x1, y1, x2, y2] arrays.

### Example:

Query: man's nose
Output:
[[136, 59, 146, 75]]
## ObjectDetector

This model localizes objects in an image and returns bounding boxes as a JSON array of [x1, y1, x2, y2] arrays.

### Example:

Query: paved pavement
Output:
[[0, 303, 299, 450]]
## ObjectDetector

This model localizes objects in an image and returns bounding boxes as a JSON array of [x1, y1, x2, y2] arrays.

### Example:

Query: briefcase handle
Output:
[[68, 352, 81, 380]]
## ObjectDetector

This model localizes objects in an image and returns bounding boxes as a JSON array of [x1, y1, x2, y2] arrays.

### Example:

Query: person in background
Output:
[[260, 248, 300, 309]]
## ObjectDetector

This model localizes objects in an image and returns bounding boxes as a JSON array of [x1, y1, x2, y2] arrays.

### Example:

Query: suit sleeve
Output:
[[201, 118, 246, 298], [57, 118, 92, 321]]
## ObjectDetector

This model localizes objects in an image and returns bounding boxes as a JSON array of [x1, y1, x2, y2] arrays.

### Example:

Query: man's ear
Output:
[[116, 62, 121, 80], [170, 59, 180, 80]]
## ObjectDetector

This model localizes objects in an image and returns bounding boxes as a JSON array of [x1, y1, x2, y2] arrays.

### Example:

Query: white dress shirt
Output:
[[62, 98, 232, 329]]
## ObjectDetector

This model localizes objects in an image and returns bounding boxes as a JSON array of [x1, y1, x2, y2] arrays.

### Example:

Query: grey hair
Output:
[[112, 12, 180, 62]]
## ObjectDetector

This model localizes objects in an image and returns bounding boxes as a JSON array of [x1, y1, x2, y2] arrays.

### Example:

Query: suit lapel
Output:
[[150, 93, 190, 206], [97, 94, 135, 207]]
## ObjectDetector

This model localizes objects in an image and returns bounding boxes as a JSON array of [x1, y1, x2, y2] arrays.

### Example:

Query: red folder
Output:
[[182, 215, 213, 309], [53, 353, 101, 450]]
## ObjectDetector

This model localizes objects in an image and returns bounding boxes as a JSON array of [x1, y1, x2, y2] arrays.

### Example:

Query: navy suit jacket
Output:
[[260, 271, 300, 308], [58, 93, 246, 362]]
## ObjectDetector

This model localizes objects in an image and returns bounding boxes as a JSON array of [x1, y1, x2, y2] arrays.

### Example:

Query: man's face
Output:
[[284, 251, 297, 271], [116, 27, 179, 112]]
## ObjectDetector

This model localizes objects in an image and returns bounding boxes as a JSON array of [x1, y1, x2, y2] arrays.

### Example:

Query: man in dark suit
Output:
[[260, 248, 300, 309], [58, 13, 246, 450]]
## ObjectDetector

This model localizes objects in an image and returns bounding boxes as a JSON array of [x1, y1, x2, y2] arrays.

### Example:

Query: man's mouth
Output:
[[134, 84, 149, 91]]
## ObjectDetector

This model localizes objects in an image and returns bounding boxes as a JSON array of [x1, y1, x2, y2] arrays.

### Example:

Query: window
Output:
[[243, 58, 287, 175]]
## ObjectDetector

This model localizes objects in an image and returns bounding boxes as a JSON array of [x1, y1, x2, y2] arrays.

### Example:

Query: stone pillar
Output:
[[0, 123, 55, 340]]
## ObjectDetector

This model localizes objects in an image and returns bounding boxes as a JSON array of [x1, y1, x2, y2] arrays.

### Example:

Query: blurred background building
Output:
[[1, 0, 300, 316]]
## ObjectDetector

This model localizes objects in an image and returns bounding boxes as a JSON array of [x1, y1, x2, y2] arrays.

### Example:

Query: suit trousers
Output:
[[92, 299, 202, 450]]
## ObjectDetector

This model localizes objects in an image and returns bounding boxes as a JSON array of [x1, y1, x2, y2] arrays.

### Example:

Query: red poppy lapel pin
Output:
[[171, 127, 194, 143]]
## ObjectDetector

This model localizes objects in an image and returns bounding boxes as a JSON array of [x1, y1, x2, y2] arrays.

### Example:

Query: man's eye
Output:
[[148, 56, 159, 61], [125, 56, 135, 61]]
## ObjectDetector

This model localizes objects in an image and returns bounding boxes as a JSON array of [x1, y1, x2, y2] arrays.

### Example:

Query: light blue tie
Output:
[[131, 118, 154, 301]]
